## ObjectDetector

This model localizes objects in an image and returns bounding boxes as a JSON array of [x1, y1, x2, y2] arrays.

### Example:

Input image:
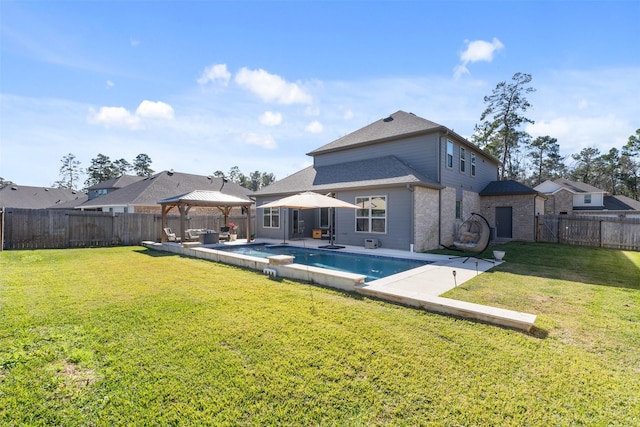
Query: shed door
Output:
[[495, 207, 513, 238]]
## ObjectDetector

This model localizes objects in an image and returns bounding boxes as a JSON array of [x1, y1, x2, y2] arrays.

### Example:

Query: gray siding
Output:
[[332, 188, 413, 250], [438, 137, 498, 198], [314, 134, 440, 182]]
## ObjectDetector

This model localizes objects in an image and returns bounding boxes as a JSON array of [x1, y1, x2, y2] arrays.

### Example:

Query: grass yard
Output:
[[1, 243, 639, 425]]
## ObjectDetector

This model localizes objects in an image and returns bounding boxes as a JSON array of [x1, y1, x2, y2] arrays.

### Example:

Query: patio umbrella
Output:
[[259, 192, 359, 248]]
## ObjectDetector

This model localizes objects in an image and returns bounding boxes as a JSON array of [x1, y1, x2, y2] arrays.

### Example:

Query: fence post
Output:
[[0, 207, 4, 252]]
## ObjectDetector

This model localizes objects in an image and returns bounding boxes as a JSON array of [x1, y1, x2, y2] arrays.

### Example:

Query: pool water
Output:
[[217, 244, 431, 282]]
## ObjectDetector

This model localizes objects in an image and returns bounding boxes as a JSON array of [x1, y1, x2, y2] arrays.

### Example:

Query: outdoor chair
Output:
[[219, 226, 231, 241], [444, 213, 492, 263], [163, 227, 180, 242], [186, 229, 206, 241]]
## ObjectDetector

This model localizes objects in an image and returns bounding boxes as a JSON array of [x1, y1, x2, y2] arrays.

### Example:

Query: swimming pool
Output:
[[216, 244, 432, 282]]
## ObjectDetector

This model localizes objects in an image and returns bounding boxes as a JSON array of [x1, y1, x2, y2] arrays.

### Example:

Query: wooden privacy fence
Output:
[[1, 208, 252, 250], [536, 214, 640, 251]]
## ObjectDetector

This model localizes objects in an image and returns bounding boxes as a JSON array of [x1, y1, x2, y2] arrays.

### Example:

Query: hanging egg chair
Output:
[[448, 213, 492, 263]]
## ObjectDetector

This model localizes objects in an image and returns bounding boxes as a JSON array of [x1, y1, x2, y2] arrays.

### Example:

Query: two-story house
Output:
[[535, 178, 640, 217], [254, 111, 536, 251]]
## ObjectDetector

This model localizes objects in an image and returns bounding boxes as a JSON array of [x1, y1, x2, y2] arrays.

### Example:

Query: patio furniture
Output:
[[163, 227, 180, 242], [219, 226, 231, 241], [186, 229, 207, 241], [445, 213, 492, 263], [200, 231, 219, 244]]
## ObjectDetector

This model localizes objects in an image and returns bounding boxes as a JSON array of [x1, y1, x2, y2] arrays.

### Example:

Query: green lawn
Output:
[[1, 243, 639, 426]]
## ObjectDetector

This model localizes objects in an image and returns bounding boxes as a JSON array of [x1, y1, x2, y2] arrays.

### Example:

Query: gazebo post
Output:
[[161, 205, 169, 242], [244, 204, 251, 242], [179, 204, 187, 243]]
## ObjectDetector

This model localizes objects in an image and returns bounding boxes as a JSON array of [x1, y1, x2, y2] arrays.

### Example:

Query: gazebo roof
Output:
[[158, 190, 253, 207]]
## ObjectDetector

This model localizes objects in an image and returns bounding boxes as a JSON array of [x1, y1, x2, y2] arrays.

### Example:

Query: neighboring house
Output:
[[77, 170, 252, 213], [86, 175, 145, 201], [0, 185, 87, 209], [254, 110, 538, 251], [534, 179, 640, 218]]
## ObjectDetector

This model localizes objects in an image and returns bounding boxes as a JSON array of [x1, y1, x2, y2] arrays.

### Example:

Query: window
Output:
[[460, 147, 466, 173], [455, 200, 462, 219], [263, 207, 280, 228], [471, 153, 476, 176], [446, 140, 454, 168], [355, 196, 386, 233], [319, 207, 329, 228], [584, 194, 592, 204]]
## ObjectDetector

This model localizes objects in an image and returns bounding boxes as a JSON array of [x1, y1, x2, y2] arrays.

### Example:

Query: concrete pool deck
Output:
[[142, 238, 536, 332]]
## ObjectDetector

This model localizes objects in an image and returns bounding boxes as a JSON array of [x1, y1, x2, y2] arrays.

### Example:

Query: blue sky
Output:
[[1, 0, 639, 187]]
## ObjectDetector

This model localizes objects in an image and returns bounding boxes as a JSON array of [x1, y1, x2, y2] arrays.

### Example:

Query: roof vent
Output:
[[383, 116, 394, 123], [11, 186, 18, 191]]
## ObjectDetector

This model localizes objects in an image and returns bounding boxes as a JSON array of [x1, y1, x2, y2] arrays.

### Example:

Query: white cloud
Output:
[[106, 80, 114, 89], [454, 37, 504, 78], [242, 133, 277, 149], [527, 114, 630, 155], [197, 63, 231, 86], [305, 120, 323, 133], [136, 100, 175, 120], [130, 38, 140, 47], [88, 100, 174, 129], [343, 109, 354, 120], [235, 67, 312, 104], [259, 111, 283, 126], [88, 106, 141, 129]]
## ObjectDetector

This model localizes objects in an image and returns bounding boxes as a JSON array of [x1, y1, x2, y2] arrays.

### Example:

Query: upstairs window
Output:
[[446, 140, 454, 168], [460, 147, 466, 173], [584, 194, 592, 204], [471, 153, 477, 176], [356, 196, 387, 233], [263, 207, 280, 228]]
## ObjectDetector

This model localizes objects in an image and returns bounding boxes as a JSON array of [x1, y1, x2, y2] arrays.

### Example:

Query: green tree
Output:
[[527, 136, 566, 185], [85, 154, 120, 187], [53, 153, 82, 189], [217, 166, 276, 191], [569, 146, 601, 185], [620, 129, 640, 200], [133, 154, 154, 177], [113, 158, 131, 175], [0, 177, 14, 188], [598, 148, 621, 195], [473, 72, 536, 180]]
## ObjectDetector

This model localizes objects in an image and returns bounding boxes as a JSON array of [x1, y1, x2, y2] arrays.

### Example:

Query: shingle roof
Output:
[[254, 155, 443, 196], [0, 185, 86, 209], [580, 195, 640, 211], [87, 175, 145, 190], [307, 110, 498, 164], [479, 180, 538, 196], [605, 195, 640, 211], [78, 170, 253, 208], [552, 179, 605, 194], [308, 111, 443, 156]]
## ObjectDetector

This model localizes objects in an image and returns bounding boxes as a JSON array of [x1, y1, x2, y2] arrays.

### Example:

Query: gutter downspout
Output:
[[406, 184, 414, 251], [437, 132, 445, 247]]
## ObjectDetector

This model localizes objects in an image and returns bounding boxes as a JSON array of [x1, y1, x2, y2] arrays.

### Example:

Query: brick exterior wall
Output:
[[544, 189, 574, 214], [479, 195, 544, 242], [413, 187, 441, 251], [462, 189, 480, 220], [438, 187, 457, 248]]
